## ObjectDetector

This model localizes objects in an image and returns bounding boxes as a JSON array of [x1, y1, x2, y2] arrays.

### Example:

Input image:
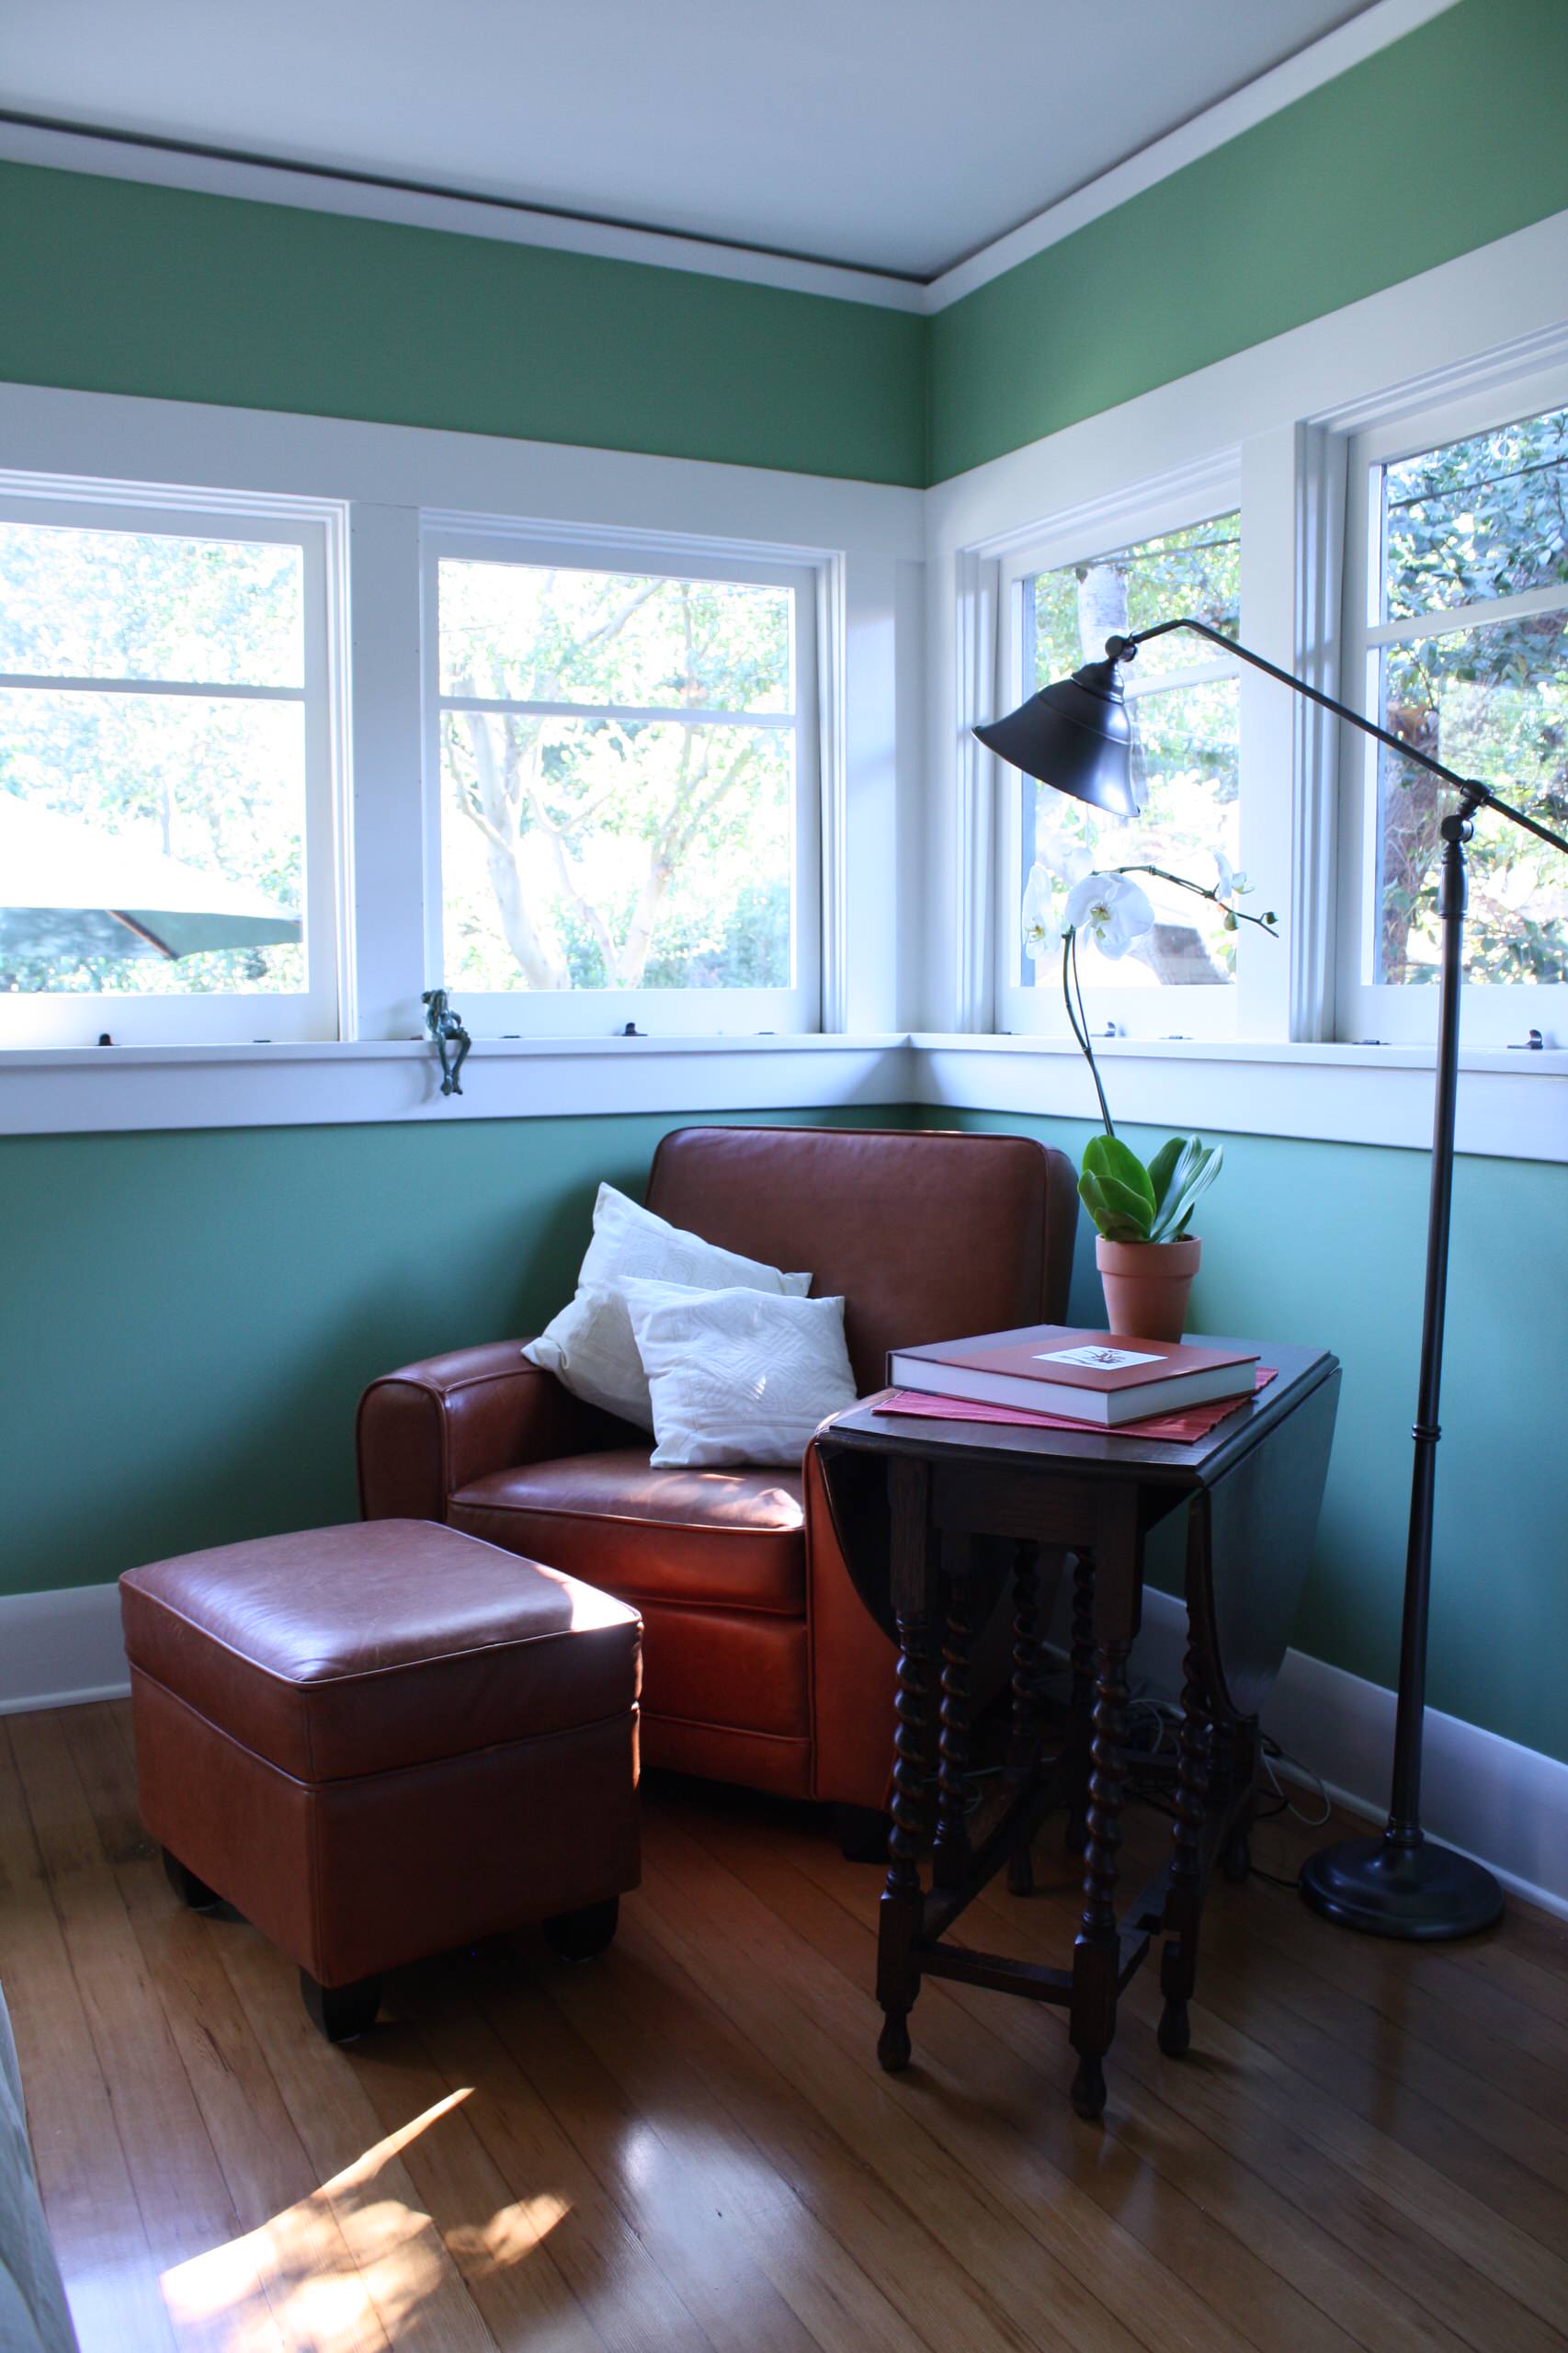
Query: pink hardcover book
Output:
[[886, 1324, 1259, 1429]]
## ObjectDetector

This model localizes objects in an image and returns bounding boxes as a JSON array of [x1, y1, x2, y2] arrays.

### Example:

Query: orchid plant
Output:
[[1023, 853, 1278, 1245]]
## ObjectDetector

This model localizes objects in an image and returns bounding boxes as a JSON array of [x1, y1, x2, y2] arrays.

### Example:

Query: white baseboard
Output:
[[1128, 1586, 1568, 1923], [4, 1575, 1564, 1920], [0, 1583, 130, 1717]]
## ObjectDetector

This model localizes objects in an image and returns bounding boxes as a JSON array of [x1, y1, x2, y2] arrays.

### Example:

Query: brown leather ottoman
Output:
[[120, 1518, 642, 2040]]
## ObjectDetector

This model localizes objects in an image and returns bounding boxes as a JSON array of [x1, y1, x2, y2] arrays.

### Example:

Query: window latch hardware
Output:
[[1507, 1028, 1547, 1051], [619, 1022, 647, 1038], [422, 988, 472, 1097]]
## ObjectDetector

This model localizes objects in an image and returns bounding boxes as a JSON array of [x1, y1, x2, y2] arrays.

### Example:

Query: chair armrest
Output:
[[357, 1341, 633, 1522]]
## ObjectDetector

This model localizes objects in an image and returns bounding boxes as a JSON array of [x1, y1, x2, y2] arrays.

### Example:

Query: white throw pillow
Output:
[[523, 1183, 811, 1429], [622, 1277, 858, 1467]]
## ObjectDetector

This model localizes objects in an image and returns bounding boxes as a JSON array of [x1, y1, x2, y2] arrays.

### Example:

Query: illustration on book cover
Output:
[[1035, 1346, 1165, 1370]]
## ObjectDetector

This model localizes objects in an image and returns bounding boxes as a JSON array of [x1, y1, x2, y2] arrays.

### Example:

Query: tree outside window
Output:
[[1022, 515, 1241, 995], [1368, 406, 1568, 987], [437, 560, 800, 996]]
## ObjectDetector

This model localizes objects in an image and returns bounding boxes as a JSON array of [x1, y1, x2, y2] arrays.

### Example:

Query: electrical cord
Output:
[[921, 1673, 1334, 1890]]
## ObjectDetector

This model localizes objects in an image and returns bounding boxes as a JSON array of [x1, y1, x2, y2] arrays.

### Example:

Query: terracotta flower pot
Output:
[[1095, 1234, 1202, 1344]]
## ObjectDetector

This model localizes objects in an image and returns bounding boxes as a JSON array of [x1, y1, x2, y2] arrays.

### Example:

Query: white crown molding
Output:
[[0, 117, 926, 314], [0, 0, 1460, 321], [923, 0, 1464, 313]]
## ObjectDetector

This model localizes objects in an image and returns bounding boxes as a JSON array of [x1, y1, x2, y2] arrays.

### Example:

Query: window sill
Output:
[[1, 1029, 1561, 1161], [0, 1032, 916, 1138], [914, 1033, 1567, 1162]]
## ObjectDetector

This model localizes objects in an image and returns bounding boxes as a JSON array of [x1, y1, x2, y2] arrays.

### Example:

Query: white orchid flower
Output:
[[1213, 851, 1250, 903], [1062, 871, 1155, 960], [1020, 862, 1053, 962]]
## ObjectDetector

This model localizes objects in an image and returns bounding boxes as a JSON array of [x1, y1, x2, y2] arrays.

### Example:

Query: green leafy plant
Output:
[[1040, 858, 1274, 1246], [1078, 1131, 1223, 1244]]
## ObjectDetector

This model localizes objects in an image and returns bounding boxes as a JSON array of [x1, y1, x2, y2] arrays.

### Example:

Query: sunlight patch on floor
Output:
[[158, 2086, 571, 2348]]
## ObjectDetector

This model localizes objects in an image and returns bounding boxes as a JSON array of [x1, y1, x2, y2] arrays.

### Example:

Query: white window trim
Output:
[[3, 211, 1568, 1165], [420, 521, 824, 1038], [990, 474, 1248, 1047], [0, 477, 350, 1049], [0, 380, 923, 1080], [926, 204, 1568, 1166], [1335, 358, 1568, 1049]]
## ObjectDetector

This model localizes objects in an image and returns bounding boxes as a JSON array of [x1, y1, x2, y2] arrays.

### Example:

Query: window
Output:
[[426, 536, 822, 1036], [0, 488, 343, 1048], [1338, 392, 1568, 1045], [995, 508, 1245, 1040]]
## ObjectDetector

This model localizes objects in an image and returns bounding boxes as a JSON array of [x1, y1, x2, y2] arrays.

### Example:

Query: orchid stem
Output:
[[1063, 926, 1116, 1139], [1108, 862, 1278, 938]]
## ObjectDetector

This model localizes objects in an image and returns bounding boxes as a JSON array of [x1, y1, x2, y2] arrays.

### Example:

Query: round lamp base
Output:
[[1300, 1834, 1504, 1941]]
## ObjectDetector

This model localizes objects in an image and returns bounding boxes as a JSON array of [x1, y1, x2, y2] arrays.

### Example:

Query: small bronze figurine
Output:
[[422, 988, 472, 1097]]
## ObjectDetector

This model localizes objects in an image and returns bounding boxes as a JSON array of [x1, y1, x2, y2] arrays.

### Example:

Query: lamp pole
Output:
[[976, 621, 1568, 1939]]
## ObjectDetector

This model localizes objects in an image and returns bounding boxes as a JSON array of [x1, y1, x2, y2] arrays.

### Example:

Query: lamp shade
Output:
[[973, 654, 1138, 818]]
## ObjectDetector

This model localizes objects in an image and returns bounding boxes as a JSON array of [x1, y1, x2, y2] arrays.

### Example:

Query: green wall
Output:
[[6, 0, 1566, 489], [0, 160, 926, 487], [938, 1108, 1568, 1769], [3, 3, 1567, 1772], [6, 1105, 1562, 1766], [0, 1107, 902, 1603], [926, 0, 1568, 481]]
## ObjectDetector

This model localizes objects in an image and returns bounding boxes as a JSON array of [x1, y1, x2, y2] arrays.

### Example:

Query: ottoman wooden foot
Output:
[[542, 1896, 619, 1961], [163, 1848, 222, 1913], [301, 1969, 382, 2043]]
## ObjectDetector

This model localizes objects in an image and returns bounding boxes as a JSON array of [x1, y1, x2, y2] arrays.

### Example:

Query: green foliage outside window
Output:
[[1027, 516, 1241, 991], [438, 563, 797, 995], [0, 521, 306, 997], [1374, 406, 1568, 985]]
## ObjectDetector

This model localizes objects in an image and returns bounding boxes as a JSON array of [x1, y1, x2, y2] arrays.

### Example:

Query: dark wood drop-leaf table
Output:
[[814, 1338, 1339, 2120]]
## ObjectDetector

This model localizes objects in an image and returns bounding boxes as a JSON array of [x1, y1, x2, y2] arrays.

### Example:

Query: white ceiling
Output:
[[3, 0, 1385, 280]]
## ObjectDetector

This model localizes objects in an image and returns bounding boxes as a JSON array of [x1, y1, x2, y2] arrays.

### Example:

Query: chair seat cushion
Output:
[[448, 1448, 807, 1617], [119, 1518, 641, 1783]]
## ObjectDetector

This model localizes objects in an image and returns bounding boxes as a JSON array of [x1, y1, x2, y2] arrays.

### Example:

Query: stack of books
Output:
[[883, 1325, 1262, 1433]]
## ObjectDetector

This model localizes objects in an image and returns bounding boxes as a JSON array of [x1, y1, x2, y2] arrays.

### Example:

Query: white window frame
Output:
[[992, 478, 1253, 1046], [421, 522, 824, 1040], [0, 473, 348, 1050], [1335, 361, 1568, 1050]]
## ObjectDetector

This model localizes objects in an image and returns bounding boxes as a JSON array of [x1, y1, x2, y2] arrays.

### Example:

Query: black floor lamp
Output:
[[977, 620, 1568, 1940]]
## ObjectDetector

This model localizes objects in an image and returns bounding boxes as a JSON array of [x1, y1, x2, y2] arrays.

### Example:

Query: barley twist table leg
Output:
[[1070, 1634, 1131, 2119], [1006, 1540, 1042, 1894], [1159, 1626, 1212, 2056], [877, 1612, 932, 2070], [934, 1570, 973, 1892], [1065, 1550, 1095, 1856]]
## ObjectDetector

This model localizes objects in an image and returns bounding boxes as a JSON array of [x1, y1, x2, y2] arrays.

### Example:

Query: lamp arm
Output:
[[1115, 617, 1568, 858]]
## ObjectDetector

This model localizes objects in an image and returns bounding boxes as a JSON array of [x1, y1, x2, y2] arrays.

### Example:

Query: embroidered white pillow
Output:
[[622, 1277, 858, 1468], [523, 1183, 811, 1429]]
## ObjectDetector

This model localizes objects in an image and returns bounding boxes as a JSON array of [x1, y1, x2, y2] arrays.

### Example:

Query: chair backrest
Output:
[[645, 1124, 1079, 1395]]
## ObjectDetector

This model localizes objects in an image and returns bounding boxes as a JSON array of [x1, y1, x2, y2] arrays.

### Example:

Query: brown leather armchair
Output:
[[358, 1124, 1077, 1831]]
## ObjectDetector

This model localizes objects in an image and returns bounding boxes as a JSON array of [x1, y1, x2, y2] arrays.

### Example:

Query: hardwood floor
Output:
[[3, 1699, 1566, 2353]]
